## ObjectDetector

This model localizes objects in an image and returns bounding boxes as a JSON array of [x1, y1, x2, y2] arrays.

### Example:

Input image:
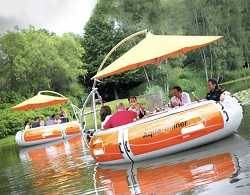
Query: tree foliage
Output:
[[82, 1, 146, 100], [83, 0, 250, 96], [0, 27, 86, 103]]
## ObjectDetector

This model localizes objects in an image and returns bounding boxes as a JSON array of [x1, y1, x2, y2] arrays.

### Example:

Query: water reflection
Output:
[[19, 136, 94, 194], [96, 135, 249, 194], [0, 108, 248, 194], [14, 134, 250, 194]]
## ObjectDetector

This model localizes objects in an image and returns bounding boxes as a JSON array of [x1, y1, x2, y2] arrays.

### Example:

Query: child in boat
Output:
[[128, 96, 146, 118], [100, 105, 112, 129], [103, 103, 137, 129], [169, 86, 191, 108]]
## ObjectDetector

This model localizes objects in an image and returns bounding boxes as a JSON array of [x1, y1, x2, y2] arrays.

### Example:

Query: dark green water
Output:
[[0, 107, 250, 195]]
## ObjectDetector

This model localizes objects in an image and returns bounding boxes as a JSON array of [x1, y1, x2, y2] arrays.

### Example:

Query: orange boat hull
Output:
[[90, 98, 243, 164], [15, 121, 82, 147]]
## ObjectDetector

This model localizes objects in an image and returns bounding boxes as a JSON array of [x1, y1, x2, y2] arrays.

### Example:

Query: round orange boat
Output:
[[13, 91, 83, 147], [81, 31, 243, 164], [15, 121, 82, 147], [89, 96, 243, 165]]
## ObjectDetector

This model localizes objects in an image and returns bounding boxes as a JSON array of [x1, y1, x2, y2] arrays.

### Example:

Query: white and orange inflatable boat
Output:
[[15, 121, 82, 147], [89, 95, 243, 165], [12, 91, 83, 147], [83, 32, 243, 164]]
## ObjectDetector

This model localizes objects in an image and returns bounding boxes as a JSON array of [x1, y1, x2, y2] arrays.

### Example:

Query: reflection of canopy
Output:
[[12, 93, 68, 111], [93, 33, 223, 79]]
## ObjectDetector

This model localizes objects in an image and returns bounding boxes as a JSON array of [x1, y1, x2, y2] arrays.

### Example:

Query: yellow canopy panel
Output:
[[12, 94, 68, 111], [93, 33, 223, 79]]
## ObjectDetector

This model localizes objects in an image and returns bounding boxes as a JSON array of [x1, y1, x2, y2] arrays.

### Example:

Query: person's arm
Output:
[[103, 117, 112, 129], [129, 110, 138, 120], [170, 97, 180, 107], [181, 93, 191, 105]]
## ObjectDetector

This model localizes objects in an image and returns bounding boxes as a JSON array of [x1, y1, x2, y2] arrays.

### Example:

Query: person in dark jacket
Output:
[[206, 78, 224, 101]]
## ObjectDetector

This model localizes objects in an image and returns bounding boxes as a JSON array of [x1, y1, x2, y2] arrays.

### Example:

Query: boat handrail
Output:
[[23, 120, 79, 132]]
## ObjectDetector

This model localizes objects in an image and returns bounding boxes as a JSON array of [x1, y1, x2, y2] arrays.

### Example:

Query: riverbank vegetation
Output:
[[1, 0, 250, 139]]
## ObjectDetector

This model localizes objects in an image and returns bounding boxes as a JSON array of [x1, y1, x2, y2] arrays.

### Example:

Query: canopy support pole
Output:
[[93, 29, 147, 88], [80, 88, 102, 132], [92, 88, 98, 131], [143, 66, 151, 87], [38, 90, 80, 123]]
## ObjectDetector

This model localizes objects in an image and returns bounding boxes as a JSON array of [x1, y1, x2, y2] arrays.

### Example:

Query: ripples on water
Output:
[[0, 107, 250, 194]]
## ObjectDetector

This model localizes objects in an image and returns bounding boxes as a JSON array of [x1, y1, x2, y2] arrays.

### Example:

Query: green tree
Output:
[[82, 1, 145, 100], [0, 27, 86, 103]]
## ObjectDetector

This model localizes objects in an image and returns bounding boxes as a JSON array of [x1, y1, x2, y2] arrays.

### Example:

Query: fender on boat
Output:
[[15, 121, 82, 147], [89, 97, 243, 165]]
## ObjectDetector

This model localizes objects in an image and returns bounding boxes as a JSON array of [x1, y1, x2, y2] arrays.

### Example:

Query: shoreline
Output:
[[0, 135, 16, 148]]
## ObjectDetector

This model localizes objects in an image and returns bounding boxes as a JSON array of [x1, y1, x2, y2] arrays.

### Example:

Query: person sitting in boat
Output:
[[206, 78, 225, 101], [32, 117, 40, 128], [128, 96, 146, 118], [103, 103, 137, 129], [100, 105, 112, 129], [59, 107, 68, 123], [54, 114, 62, 124], [170, 86, 191, 108], [46, 114, 55, 126], [39, 116, 45, 126], [24, 120, 31, 130]]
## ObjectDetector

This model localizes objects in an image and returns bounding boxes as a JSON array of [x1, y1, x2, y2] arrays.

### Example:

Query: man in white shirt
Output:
[[170, 86, 191, 108]]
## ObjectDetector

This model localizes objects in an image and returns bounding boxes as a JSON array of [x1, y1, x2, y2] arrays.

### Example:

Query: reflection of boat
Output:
[[19, 135, 85, 162], [95, 135, 248, 194], [12, 91, 83, 147], [80, 31, 243, 164], [97, 153, 237, 194], [18, 135, 88, 193]]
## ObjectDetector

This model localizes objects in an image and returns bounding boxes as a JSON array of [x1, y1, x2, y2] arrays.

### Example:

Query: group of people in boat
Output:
[[24, 107, 68, 130], [100, 96, 146, 129], [99, 78, 225, 130]]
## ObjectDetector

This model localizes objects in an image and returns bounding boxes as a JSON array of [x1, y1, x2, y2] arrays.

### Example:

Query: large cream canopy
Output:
[[12, 93, 68, 111], [93, 33, 223, 80]]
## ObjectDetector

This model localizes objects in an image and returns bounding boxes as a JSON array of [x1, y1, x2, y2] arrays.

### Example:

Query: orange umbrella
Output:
[[12, 93, 68, 111], [93, 33, 223, 80]]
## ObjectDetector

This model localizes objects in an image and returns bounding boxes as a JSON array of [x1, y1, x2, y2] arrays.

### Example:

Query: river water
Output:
[[0, 106, 250, 195]]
